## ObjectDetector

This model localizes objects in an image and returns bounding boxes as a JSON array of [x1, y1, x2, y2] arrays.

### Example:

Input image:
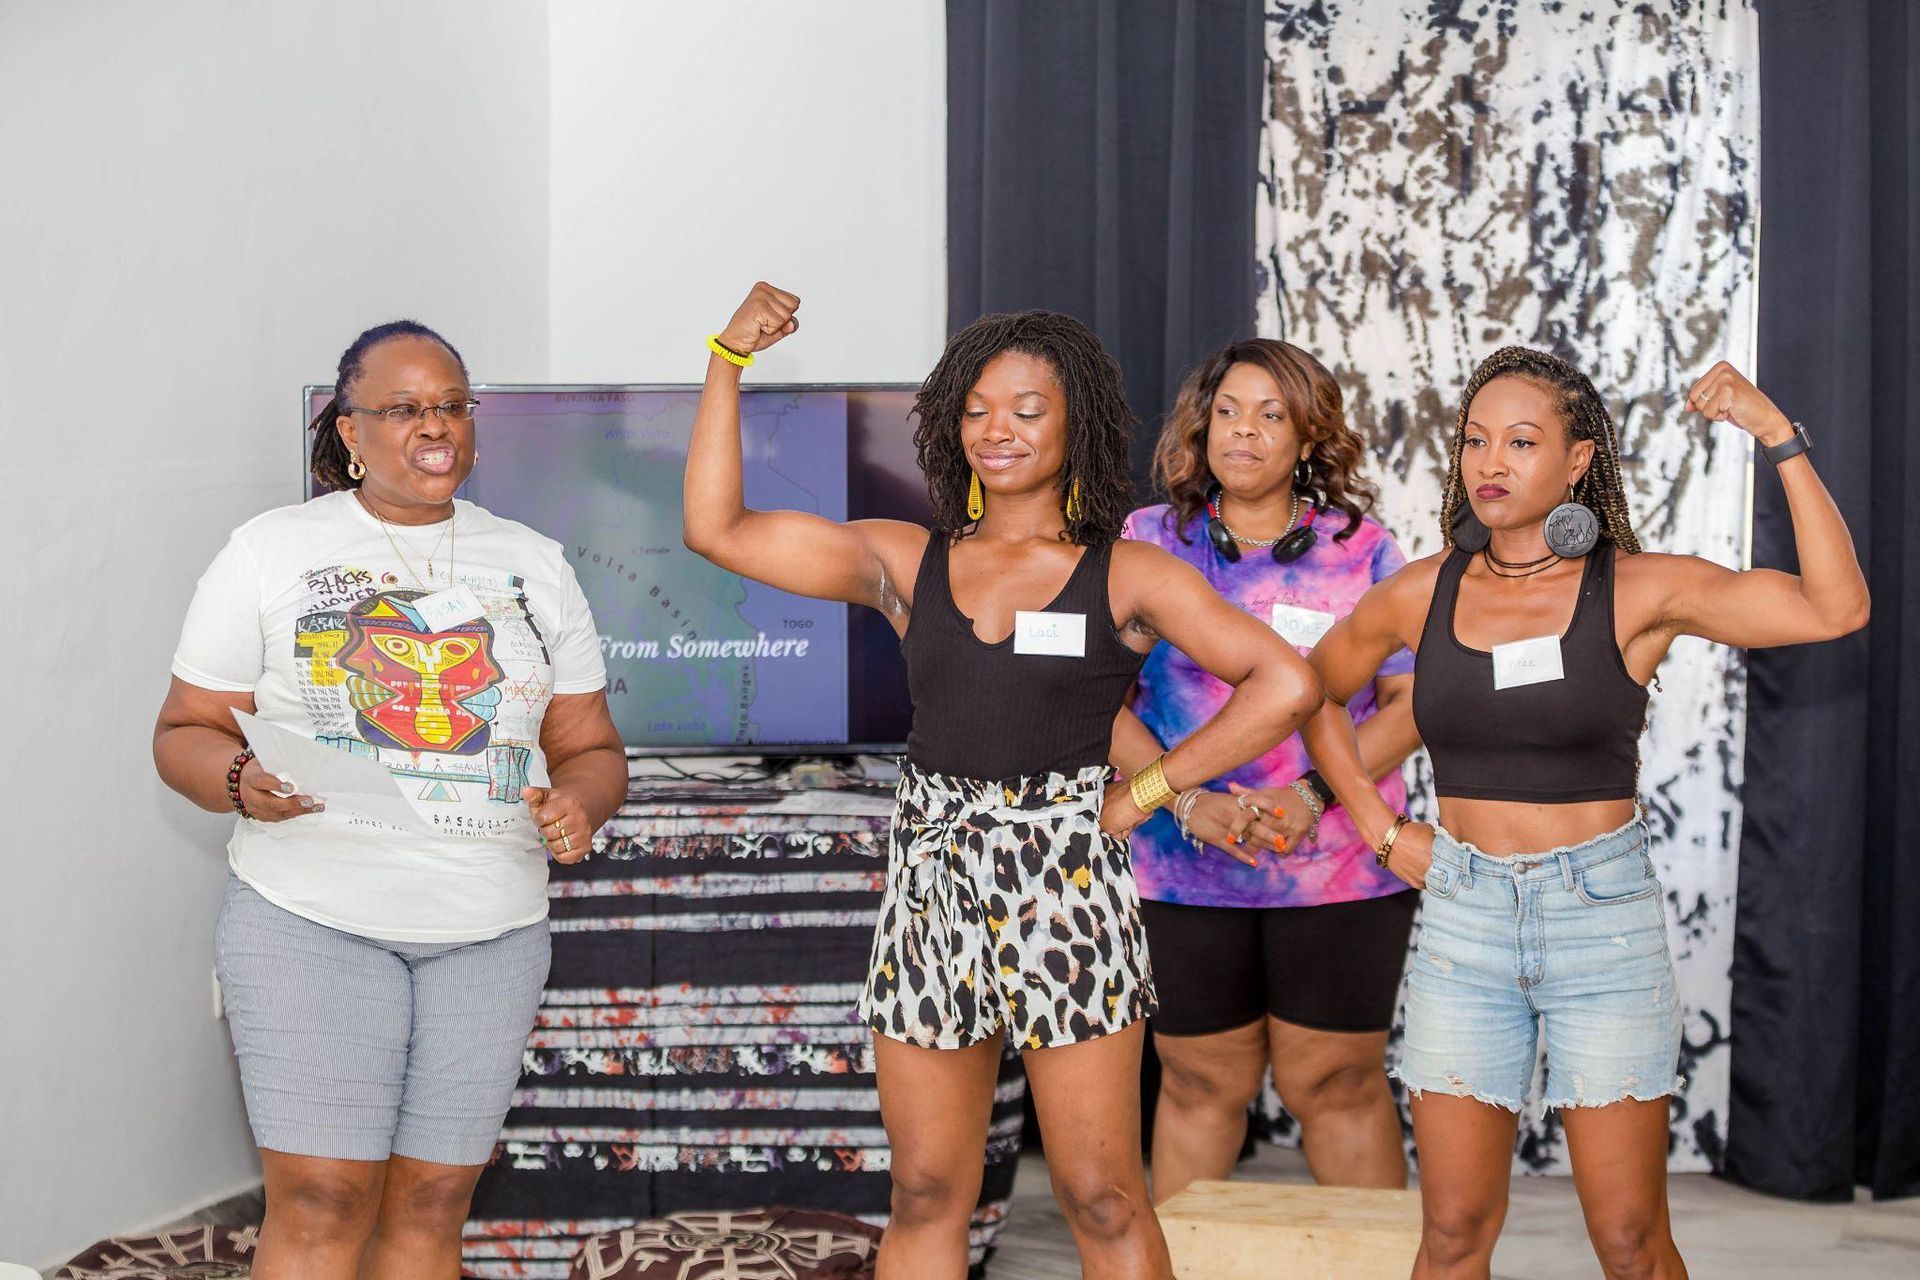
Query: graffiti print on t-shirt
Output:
[[289, 565, 555, 823]]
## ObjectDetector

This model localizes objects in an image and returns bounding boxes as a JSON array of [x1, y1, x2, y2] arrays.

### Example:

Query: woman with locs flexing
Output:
[[1304, 348, 1869, 1279], [683, 283, 1321, 1280]]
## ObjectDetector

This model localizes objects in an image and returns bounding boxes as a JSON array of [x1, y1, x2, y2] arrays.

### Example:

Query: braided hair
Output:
[[1440, 346, 1640, 555], [911, 310, 1136, 546], [1153, 338, 1376, 543], [307, 321, 468, 490]]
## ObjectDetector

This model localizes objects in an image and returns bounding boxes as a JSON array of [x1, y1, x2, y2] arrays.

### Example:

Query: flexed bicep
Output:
[[1119, 544, 1322, 778], [681, 282, 927, 614]]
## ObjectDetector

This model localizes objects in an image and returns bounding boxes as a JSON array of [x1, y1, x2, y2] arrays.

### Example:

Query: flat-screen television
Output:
[[303, 384, 929, 754]]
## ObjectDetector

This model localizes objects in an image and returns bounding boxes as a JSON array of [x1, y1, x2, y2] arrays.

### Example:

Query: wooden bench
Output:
[[1159, 1180, 1423, 1278]]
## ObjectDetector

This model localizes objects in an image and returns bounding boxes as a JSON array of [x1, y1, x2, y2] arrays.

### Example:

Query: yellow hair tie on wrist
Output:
[[707, 334, 754, 367]]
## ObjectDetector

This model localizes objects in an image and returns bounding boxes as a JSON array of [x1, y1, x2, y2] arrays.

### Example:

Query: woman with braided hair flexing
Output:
[[683, 283, 1321, 1280], [1303, 347, 1869, 1279]]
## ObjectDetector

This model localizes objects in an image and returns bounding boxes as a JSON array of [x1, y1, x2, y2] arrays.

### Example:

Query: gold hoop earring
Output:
[[967, 472, 984, 521], [347, 453, 367, 481], [1064, 478, 1081, 522]]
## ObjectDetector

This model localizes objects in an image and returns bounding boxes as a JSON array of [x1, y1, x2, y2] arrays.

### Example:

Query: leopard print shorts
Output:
[[860, 761, 1156, 1051]]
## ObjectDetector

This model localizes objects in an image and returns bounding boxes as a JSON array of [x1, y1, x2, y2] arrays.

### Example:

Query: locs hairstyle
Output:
[[910, 310, 1136, 546], [1151, 338, 1376, 544], [307, 321, 469, 491], [1440, 346, 1640, 554]]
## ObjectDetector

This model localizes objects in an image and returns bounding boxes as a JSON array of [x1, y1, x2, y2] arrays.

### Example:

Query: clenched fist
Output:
[[524, 784, 592, 865], [1686, 361, 1795, 447], [718, 282, 801, 357]]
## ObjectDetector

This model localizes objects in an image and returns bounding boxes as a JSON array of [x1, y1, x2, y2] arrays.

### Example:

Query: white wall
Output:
[[0, 2, 944, 1266], [547, 3, 948, 385], [0, 2, 551, 1265]]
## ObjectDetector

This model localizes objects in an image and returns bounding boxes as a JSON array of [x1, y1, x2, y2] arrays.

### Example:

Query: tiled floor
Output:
[[989, 1146, 1920, 1279]]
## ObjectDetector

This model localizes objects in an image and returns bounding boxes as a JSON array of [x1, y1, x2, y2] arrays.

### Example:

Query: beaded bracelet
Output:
[[226, 748, 256, 819]]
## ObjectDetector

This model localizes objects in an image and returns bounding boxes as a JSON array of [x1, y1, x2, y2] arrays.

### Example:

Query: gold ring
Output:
[[562, 833, 573, 853]]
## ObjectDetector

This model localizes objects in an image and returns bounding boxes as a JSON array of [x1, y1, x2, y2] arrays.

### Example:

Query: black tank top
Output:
[[1412, 548, 1649, 803], [903, 536, 1145, 782]]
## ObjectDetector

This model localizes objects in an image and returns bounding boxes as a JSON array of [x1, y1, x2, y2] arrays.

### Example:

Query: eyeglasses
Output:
[[342, 399, 481, 426]]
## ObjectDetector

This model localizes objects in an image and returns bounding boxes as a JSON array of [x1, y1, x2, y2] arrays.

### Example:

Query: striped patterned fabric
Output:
[[462, 800, 1028, 1277]]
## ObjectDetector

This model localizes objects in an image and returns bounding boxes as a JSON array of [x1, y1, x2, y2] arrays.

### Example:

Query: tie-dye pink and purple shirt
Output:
[[1122, 504, 1416, 908]]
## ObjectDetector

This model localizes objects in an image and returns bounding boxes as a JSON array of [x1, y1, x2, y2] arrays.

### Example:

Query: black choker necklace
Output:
[[1482, 549, 1562, 579], [1484, 545, 1558, 570]]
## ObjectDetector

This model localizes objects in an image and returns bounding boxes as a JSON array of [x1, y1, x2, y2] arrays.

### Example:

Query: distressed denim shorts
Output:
[[1394, 817, 1684, 1111]]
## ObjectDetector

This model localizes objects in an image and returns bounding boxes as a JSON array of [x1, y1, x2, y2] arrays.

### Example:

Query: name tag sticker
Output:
[[1013, 610, 1087, 657], [1271, 603, 1337, 651], [1491, 634, 1565, 691], [414, 585, 486, 631]]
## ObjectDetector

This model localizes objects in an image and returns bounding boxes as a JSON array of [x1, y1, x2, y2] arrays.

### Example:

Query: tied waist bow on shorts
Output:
[[859, 761, 1157, 1051]]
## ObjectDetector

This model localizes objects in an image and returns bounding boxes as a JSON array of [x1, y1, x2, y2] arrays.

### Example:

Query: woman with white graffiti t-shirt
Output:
[[154, 321, 626, 1279]]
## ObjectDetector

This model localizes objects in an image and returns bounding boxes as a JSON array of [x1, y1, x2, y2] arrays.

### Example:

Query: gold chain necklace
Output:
[[357, 491, 456, 587]]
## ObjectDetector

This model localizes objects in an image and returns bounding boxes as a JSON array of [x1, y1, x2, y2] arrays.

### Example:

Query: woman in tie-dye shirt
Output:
[[1114, 339, 1420, 1199]]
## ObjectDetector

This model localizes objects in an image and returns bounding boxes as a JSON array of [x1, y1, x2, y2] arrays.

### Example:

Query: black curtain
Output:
[[947, 0, 1265, 499], [949, 0, 1264, 1153], [1726, 0, 1919, 1202]]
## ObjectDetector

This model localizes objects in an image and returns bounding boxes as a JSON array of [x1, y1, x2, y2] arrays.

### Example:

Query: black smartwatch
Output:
[[1301, 770, 1336, 808], [1762, 422, 1812, 466]]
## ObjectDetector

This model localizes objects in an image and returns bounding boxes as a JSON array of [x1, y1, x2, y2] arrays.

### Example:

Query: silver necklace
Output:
[[1217, 491, 1302, 548]]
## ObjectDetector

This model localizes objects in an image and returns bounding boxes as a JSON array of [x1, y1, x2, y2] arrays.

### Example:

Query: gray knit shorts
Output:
[[213, 873, 549, 1166]]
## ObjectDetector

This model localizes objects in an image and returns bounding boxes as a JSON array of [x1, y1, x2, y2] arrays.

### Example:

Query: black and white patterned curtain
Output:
[[1256, 0, 1759, 1173]]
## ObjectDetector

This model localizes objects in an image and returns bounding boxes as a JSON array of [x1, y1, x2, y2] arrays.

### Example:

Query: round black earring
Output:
[[1450, 499, 1492, 553], [1294, 458, 1313, 488], [1544, 487, 1599, 557], [1204, 485, 1242, 562]]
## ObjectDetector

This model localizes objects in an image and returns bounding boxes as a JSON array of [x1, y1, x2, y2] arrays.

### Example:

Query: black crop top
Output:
[[1411, 548, 1649, 803], [902, 536, 1145, 782]]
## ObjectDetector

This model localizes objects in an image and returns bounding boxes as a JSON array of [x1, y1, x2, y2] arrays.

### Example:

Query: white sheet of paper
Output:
[[232, 710, 436, 835], [1013, 610, 1087, 657], [1271, 602, 1338, 651], [1491, 634, 1566, 690]]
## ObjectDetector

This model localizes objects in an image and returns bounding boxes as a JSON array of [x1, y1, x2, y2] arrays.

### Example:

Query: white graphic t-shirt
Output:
[[172, 491, 608, 942]]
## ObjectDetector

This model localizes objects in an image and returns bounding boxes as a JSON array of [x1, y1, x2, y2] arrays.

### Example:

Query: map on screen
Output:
[[307, 386, 851, 748]]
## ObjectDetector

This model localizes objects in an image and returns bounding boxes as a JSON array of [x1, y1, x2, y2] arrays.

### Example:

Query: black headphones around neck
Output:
[[1205, 484, 1319, 564]]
